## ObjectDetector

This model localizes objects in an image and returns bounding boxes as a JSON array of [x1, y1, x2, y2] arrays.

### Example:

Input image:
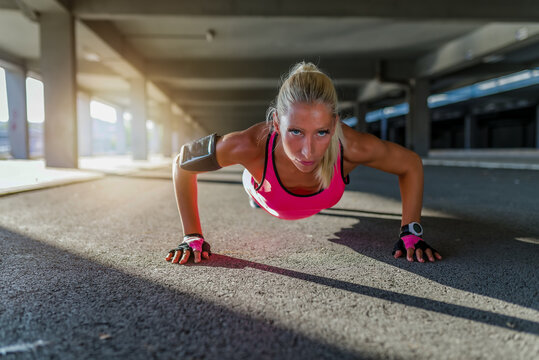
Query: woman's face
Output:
[[274, 102, 336, 173]]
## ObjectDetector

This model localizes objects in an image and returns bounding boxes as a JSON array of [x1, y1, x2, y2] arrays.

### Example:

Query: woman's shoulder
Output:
[[341, 122, 385, 165], [216, 122, 270, 168]]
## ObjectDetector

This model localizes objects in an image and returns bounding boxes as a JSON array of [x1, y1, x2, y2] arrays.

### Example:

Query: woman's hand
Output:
[[165, 235, 212, 264], [392, 235, 442, 263]]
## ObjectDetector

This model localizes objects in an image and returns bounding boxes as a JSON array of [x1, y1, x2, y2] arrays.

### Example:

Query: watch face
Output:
[[413, 223, 422, 234]]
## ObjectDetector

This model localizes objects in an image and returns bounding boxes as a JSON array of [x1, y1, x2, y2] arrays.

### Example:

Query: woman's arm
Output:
[[342, 124, 422, 225], [342, 124, 441, 262], [168, 123, 267, 264]]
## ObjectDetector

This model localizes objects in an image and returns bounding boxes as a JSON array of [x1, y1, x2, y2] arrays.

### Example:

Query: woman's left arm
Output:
[[341, 125, 442, 262]]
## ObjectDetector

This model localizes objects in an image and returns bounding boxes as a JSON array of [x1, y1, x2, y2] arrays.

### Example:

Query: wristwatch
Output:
[[400, 222, 423, 237]]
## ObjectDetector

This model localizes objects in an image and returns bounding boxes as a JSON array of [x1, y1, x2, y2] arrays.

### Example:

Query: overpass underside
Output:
[[0, 1, 538, 165]]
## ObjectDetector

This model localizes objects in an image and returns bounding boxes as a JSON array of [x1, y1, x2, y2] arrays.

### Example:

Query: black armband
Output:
[[179, 133, 222, 172]]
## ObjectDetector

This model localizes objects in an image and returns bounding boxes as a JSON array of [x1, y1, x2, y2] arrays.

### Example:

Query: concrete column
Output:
[[536, 104, 539, 149], [41, 12, 78, 168], [115, 106, 127, 154], [354, 102, 367, 133], [171, 115, 181, 156], [380, 117, 388, 140], [5, 67, 29, 159], [406, 79, 430, 156], [161, 103, 172, 157], [172, 130, 180, 156], [464, 112, 477, 149], [389, 127, 397, 142], [130, 77, 148, 160], [77, 92, 92, 156], [148, 122, 160, 154]]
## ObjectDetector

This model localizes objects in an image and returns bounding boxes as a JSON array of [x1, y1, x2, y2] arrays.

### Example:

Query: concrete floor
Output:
[[0, 164, 538, 359]]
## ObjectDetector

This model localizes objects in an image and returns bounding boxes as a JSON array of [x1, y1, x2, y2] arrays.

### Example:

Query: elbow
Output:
[[173, 153, 183, 174], [412, 151, 423, 172], [173, 153, 181, 168], [398, 151, 423, 178]]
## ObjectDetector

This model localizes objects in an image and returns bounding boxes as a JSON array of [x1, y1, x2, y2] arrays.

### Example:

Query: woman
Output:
[[166, 62, 442, 265]]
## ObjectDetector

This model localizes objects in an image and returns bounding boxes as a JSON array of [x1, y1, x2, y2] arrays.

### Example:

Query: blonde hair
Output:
[[266, 62, 343, 189]]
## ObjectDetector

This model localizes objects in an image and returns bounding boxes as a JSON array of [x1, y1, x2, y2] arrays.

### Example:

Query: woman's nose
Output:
[[301, 139, 313, 158]]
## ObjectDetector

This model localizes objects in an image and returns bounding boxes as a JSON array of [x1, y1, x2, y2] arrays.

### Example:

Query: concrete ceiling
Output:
[[0, 0, 538, 135]]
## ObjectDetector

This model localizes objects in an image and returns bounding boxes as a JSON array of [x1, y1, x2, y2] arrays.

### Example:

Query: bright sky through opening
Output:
[[26, 77, 44, 123], [90, 100, 117, 123], [1, 66, 118, 124], [0, 67, 7, 122]]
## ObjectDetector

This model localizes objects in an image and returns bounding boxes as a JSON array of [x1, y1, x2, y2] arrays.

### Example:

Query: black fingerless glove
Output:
[[168, 233, 212, 260], [392, 238, 438, 256]]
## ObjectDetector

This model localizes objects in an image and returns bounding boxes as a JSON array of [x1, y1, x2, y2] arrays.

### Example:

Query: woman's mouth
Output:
[[297, 159, 315, 166]]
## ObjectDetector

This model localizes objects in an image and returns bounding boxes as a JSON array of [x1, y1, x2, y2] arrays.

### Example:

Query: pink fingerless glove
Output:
[[183, 235, 204, 252], [401, 234, 422, 249]]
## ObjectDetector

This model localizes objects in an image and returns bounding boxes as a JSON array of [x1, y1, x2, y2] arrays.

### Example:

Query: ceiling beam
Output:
[[172, 88, 276, 103], [195, 117, 261, 135], [80, 20, 145, 78], [0, 0, 18, 10], [178, 100, 269, 108], [430, 63, 535, 92], [147, 58, 379, 82], [20, 0, 69, 13], [357, 80, 406, 103], [0, 48, 25, 71], [77, 59, 119, 76], [72, 0, 539, 21], [183, 104, 267, 117], [416, 23, 539, 78], [171, 86, 359, 105]]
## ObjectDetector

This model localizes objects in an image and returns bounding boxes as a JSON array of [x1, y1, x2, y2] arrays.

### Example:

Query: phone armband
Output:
[[179, 133, 222, 172]]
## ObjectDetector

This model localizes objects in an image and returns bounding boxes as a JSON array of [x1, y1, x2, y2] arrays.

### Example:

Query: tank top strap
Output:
[[267, 131, 277, 164], [253, 130, 276, 192]]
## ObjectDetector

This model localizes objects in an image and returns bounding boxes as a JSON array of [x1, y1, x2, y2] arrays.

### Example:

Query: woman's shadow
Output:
[[196, 254, 538, 336], [192, 165, 538, 334], [318, 207, 539, 312]]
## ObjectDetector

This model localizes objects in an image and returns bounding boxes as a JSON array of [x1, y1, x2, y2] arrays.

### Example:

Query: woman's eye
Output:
[[289, 129, 302, 135], [317, 130, 330, 136]]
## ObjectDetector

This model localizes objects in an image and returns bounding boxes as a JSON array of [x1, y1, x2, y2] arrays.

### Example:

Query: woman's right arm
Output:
[[167, 123, 267, 264]]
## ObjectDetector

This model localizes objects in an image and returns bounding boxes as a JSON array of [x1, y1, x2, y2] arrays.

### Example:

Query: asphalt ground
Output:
[[0, 164, 538, 359]]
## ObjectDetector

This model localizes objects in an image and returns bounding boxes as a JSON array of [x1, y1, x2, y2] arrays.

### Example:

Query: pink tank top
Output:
[[242, 131, 349, 220]]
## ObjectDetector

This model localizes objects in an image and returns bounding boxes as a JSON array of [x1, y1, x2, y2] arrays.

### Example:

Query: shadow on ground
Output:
[[0, 227, 360, 360], [319, 208, 538, 314], [198, 253, 539, 336], [325, 166, 539, 312]]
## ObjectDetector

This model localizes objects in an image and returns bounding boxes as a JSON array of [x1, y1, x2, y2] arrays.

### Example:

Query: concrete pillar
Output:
[[5, 67, 29, 159], [161, 103, 172, 157], [389, 127, 397, 142], [148, 122, 160, 154], [380, 117, 388, 140], [171, 115, 181, 156], [354, 102, 367, 133], [115, 106, 127, 154], [172, 130, 180, 155], [464, 112, 477, 149], [41, 12, 78, 168], [536, 104, 539, 149], [130, 77, 148, 160], [77, 92, 92, 156], [406, 79, 430, 157]]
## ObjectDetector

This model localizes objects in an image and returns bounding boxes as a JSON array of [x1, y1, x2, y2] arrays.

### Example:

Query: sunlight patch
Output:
[[515, 237, 539, 245]]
